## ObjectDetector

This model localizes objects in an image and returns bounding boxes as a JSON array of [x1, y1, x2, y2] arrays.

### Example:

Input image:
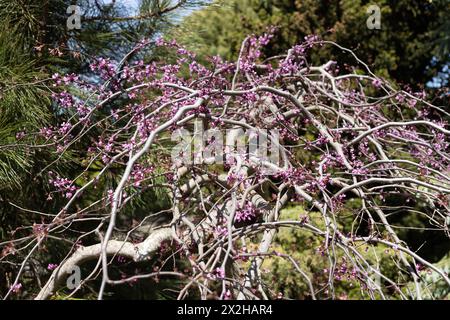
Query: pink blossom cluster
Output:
[[48, 172, 78, 199], [90, 57, 117, 80], [130, 163, 155, 187], [235, 202, 258, 223]]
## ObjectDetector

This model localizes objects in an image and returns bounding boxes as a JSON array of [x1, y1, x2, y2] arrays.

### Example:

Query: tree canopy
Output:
[[177, 0, 449, 87], [0, 0, 449, 301]]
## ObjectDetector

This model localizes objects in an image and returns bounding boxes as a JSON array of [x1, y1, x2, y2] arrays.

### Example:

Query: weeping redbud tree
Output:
[[2, 29, 450, 300]]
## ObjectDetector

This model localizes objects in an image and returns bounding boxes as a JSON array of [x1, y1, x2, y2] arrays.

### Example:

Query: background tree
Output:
[[176, 0, 449, 87], [172, 0, 450, 298], [1, 0, 449, 301], [1, 30, 449, 300], [0, 0, 204, 299]]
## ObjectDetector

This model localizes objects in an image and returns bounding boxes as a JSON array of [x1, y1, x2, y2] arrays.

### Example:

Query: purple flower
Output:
[[47, 263, 58, 271], [395, 93, 405, 103], [16, 131, 25, 140], [372, 78, 382, 88], [11, 283, 22, 293], [235, 202, 258, 222], [215, 267, 225, 279], [49, 173, 77, 198]]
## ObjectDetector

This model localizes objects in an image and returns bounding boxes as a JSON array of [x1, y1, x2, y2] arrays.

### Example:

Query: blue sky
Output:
[[103, 0, 139, 12], [100, 0, 200, 18]]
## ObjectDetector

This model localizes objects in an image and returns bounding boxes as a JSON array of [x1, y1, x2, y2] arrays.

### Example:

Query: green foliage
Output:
[[0, 1, 202, 299], [0, 22, 51, 190], [260, 205, 404, 299], [417, 254, 450, 299], [1, 0, 448, 300], [177, 0, 449, 86], [176, 3, 450, 298]]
